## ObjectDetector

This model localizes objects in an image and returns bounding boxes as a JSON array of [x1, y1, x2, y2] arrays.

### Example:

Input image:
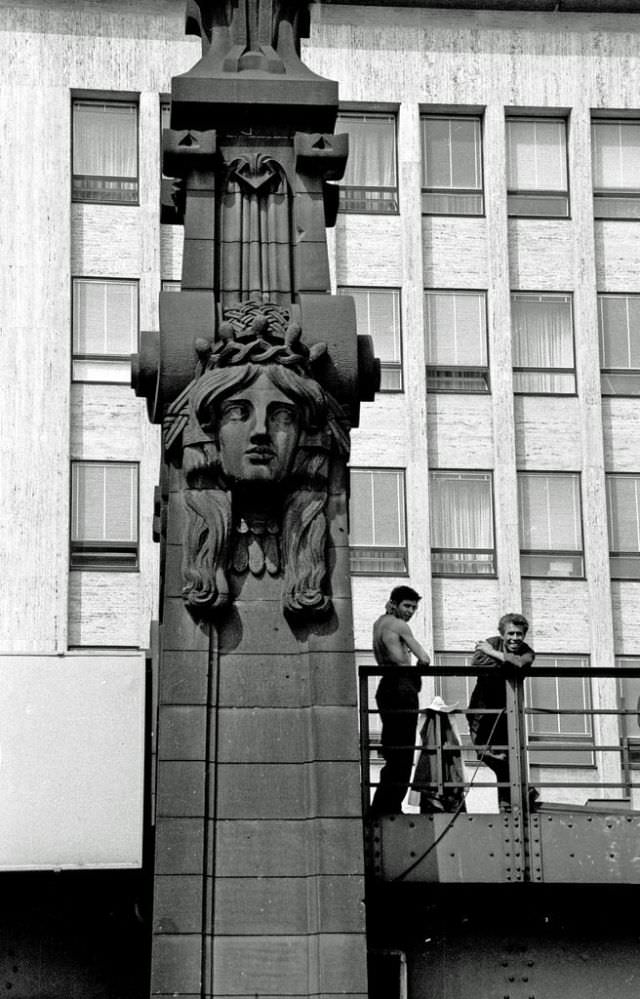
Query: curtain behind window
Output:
[[507, 119, 567, 192], [425, 291, 487, 367], [72, 464, 137, 543], [430, 471, 493, 550], [518, 473, 581, 551], [512, 293, 574, 392], [340, 114, 396, 189], [592, 122, 640, 191], [73, 102, 137, 179]]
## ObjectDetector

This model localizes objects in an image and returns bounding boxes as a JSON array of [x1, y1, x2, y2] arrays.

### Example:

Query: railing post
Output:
[[359, 669, 372, 820], [506, 673, 530, 879]]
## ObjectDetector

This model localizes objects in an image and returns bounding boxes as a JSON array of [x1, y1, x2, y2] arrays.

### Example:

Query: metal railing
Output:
[[359, 663, 640, 821]]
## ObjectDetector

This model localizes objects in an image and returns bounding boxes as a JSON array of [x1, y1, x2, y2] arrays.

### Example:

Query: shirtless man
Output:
[[370, 586, 431, 817]]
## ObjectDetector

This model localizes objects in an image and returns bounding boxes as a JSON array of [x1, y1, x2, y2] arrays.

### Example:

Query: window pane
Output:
[[73, 102, 137, 179], [340, 289, 402, 387], [599, 294, 640, 370], [512, 293, 574, 368], [72, 463, 138, 544], [430, 471, 494, 550], [592, 121, 640, 191], [607, 475, 640, 552], [422, 117, 481, 191], [425, 291, 487, 367], [339, 113, 396, 189], [350, 469, 405, 548], [73, 279, 138, 357], [507, 118, 567, 192], [518, 473, 582, 551]]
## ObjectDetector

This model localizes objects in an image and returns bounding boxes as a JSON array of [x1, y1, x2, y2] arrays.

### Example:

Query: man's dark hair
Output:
[[498, 612, 529, 635], [389, 585, 421, 605]]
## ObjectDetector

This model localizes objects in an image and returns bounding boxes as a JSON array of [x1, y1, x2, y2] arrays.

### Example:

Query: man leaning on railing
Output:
[[467, 612, 538, 812], [369, 586, 431, 818]]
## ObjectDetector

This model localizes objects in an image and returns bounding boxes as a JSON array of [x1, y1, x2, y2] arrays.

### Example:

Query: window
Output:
[[421, 115, 484, 215], [430, 470, 495, 576], [424, 290, 489, 393], [349, 468, 407, 574], [72, 100, 138, 204], [433, 652, 475, 745], [506, 117, 569, 218], [511, 292, 575, 394], [617, 659, 640, 777], [337, 112, 397, 213], [71, 462, 139, 570], [592, 120, 640, 219], [598, 293, 640, 395], [338, 287, 402, 391], [72, 278, 138, 382], [518, 472, 584, 578], [161, 101, 170, 177], [606, 474, 640, 579], [526, 657, 594, 767]]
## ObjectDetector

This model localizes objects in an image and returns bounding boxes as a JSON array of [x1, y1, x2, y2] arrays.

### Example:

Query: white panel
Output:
[[0, 654, 145, 870]]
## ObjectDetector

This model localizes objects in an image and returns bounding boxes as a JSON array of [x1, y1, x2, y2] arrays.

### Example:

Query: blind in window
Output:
[[72, 463, 138, 543], [518, 473, 582, 551], [429, 471, 494, 550], [592, 121, 640, 192], [73, 101, 137, 179], [425, 291, 487, 367], [607, 475, 640, 551], [350, 469, 405, 547], [421, 117, 482, 191], [507, 119, 567, 192], [339, 113, 397, 189], [527, 666, 591, 738], [73, 279, 138, 357]]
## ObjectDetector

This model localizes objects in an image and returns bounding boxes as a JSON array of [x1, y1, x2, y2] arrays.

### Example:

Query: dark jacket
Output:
[[466, 635, 535, 746]]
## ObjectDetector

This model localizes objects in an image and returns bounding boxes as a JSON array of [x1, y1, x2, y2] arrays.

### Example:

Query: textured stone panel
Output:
[[156, 761, 207, 817], [159, 652, 210, 705], [214, 818, 365, 877], [158, 704, 208, 761], [217, 651, 357, 708], [215, 706, 360, 763], [215, 762, 361, 819], [151, 933, 202, 995], [213, 875, 366, 935], [162, 598, 210, 652], [154, 817, 205, 875], [154, 874, 203, 933]]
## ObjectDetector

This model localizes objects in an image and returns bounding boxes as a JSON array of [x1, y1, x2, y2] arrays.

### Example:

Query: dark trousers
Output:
[[370, 673, 420, 816]]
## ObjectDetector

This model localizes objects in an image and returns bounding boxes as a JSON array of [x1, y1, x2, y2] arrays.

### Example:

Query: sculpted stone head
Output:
[[163, 301, 349, 620]]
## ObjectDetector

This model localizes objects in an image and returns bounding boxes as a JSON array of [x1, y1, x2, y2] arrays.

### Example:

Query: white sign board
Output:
[[0, 654, 145, 870]]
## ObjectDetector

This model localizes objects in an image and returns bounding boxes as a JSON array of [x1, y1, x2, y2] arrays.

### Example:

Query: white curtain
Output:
[[340, 114, 396, 189], [346, 288, 401, 363], [73, 102, 137, 178], [430, 471, 493, 550], [512, 293, 574, 391]]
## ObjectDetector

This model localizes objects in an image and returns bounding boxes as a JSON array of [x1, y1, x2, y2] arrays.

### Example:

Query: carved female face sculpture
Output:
[[215, 370, 301, 484]]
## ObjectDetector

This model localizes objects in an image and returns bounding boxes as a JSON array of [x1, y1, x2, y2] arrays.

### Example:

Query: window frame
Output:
[[424, 288, 491, 394], [592, 118, 640, 220], [336, 109, 399, 216], [525, 656, 595, 768], [349, 467, 408, 576], [70, 460, 140, 571], [616, 657, 640, 782], [71, 276, 139, 384], [506, 115, 570, 219], [338, 286, 403, 392], [429, 469, 497, 578], [598, 292, 640, 397], [72, 96, 139, 206], [511, 290, 577, 396], [606, 472, 640, 580], [517, 470, 585, 579], [420, 113, 485, 217]]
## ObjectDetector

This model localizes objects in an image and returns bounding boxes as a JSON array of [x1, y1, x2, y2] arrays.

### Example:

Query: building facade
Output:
[[3, 0, 640, 993]]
